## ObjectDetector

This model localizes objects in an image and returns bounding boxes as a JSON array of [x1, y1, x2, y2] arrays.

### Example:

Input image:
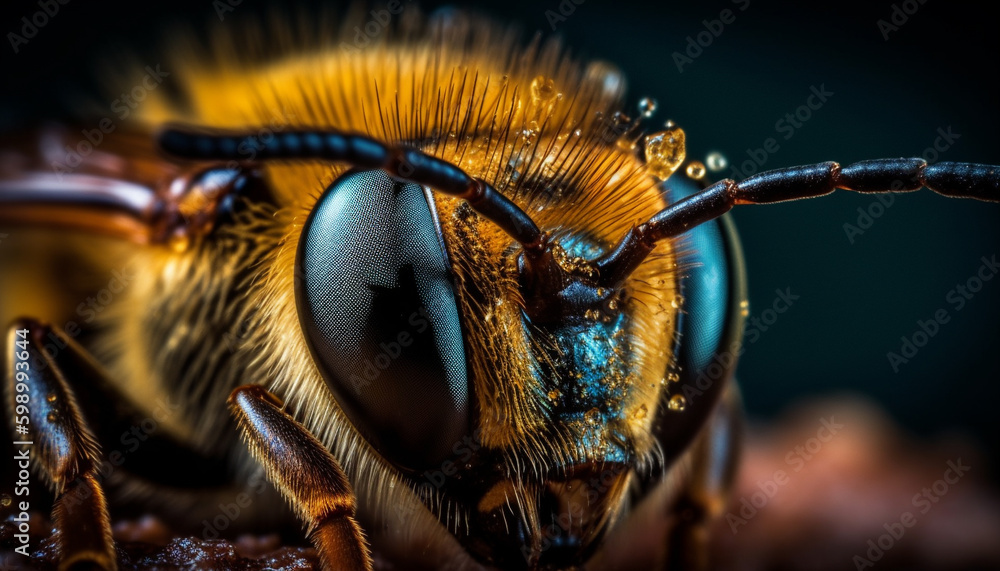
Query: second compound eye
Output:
[[294, 169, 469, 471]]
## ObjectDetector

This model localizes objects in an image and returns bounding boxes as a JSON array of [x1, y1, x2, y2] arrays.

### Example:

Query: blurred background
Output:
[[2, 0, 999, 569]]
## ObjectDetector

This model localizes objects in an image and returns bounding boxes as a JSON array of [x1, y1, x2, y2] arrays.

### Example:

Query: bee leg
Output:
[[5, 318, 117, 571], [662, 384, 743, 571], [6, 318, 265, 519], [228, 385, 373, 571]]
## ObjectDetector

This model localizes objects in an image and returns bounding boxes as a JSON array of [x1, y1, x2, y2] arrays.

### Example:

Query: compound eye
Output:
[[295, 169, 469, 470]]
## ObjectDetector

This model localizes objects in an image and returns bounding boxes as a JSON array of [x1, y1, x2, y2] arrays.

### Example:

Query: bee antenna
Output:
[[158, 126, 548, 257], [596, 158, 1000, 286]]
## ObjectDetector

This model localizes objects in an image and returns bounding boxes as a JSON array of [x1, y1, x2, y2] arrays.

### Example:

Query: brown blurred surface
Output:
[[4, 396, 999, 570], [711, 396, 1000, 571]]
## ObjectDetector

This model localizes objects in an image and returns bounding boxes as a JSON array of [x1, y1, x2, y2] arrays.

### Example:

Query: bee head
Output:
[[160, 125, 698, 569], [289, 159, 666, 570]]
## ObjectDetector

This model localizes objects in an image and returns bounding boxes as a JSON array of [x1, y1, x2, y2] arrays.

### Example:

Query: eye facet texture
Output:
[[296, 169, 469, 470]]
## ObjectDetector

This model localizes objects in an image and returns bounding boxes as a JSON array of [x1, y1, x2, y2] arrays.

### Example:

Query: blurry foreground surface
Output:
[[3, 396, 998, 570], [709, 396, 1000, 571]]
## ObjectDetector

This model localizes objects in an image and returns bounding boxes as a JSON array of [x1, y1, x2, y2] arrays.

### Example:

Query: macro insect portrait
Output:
[[1, 1, 999, 570]]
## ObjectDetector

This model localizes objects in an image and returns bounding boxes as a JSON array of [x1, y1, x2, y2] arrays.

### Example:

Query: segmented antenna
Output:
[[596, 159, 1000, 286], [159, 127, 547, 256]]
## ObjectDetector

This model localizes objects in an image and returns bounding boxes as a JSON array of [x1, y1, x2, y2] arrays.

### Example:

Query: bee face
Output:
[[284, 56, 680, 564]]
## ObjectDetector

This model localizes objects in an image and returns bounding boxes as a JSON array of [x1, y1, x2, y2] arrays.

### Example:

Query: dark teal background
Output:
[[3, 0, 998, 465]]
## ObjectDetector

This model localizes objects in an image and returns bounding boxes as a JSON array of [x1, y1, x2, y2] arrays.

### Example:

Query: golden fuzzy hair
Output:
[[104, 6, 681, 553]]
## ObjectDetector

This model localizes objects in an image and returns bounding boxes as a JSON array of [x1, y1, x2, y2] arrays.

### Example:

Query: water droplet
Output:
[[46, 393, 57, 403], [584, 61, 624, 98], [530, 75, 557, 104], [667, 372, 681, 383], [739, 299, 750, 317], [46, 411, 58, 423], [644, 126, 686, 181], [548, 389, 561, 401], [585, 407, 601, 425], [706, 151, 728, 172], [667, 394, 687, 412], [572, 128, 582, 137], [0, 493, 11, 507], [664, 119, 676, 128], [638, 97, 657, 118], [632, 404, 648, 420], [686, 160, 706, 180], [607, 299, 618, 310], [670, 294, 684, 309]]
